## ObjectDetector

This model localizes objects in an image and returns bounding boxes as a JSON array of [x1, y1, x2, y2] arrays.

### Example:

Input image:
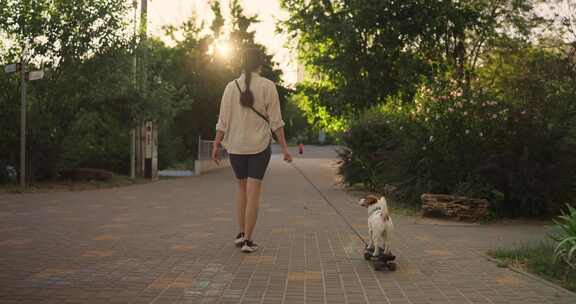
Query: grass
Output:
[[0, 175, 151, 193], [488, 242, 576, 292], [389, 204, 422, 216]]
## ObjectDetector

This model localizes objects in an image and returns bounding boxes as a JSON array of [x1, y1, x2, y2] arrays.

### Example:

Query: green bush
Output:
[[339, 46, 576, 216], [157, 120, 197, 170], [61, 109, 131, 174], [339, 100, 418, 198], [552, 204, 576, 269], [283, 99, 310, 143]]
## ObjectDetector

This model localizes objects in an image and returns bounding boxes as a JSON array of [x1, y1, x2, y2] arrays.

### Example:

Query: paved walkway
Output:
[[0, 146, 574, 304]]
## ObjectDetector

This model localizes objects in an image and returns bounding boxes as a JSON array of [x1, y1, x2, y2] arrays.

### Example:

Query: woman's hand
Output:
[[212, 143, 221, 165], [212, 131, 225, 165], [282, 147, 293, 163]]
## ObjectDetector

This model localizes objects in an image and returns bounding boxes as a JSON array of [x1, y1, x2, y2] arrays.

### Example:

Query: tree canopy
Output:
[[0, 0, 296, 181], [280, 0, 548, 119]]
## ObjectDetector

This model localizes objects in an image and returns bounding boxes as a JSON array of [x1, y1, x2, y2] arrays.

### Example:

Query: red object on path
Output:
[[298, 143, 304, 155]]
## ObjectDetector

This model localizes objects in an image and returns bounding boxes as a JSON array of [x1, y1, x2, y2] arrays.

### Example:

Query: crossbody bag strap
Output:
[[235, 80, 270, 123], [234, 80, 277, 141]]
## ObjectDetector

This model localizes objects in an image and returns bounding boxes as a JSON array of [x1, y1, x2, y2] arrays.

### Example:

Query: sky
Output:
[[145, 0, 298, 84], [143, 0, 567, 86]]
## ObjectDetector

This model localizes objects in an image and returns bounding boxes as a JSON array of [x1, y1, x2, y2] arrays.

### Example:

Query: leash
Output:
[[289, 161, 368, 247]]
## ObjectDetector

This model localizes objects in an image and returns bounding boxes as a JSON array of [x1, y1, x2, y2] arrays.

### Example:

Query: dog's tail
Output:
[[379, 196, 390, 222]]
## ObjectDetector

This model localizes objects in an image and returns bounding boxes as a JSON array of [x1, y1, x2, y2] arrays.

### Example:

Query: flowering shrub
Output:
[[340, 47, 576, 216]]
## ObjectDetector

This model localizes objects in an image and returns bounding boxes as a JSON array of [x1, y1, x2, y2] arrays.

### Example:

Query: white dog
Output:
[[359, 195, 394, 258]]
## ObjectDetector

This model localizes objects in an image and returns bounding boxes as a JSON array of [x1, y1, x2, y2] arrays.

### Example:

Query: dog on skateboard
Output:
[[359, 195, 396, 270]]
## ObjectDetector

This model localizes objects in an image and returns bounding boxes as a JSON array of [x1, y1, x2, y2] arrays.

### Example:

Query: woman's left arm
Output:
[[273, 127, 292, 163]]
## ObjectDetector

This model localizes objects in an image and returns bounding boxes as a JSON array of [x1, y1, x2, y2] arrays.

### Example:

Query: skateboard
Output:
[[363, 246, 397, 271]]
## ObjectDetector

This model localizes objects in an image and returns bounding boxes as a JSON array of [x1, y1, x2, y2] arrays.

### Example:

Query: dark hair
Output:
[[240, 48, 263, 107]]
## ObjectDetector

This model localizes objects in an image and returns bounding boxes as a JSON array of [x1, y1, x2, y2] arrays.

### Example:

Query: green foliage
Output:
[[0, 0, 131, 65], [475, 43, 576, 216], [157, 1, 292, 169], [280, 0, 545, 118], [552, 204, 576, 269], [291, 85, 347, 133], [338, 99, 420, 202], [550, 0, 576, 43], [282, 99, 310, 142], [0, 72, 20, 175], [0, 0, 295, 180], [20, 47, 180, 179], [339, 45, 576, 216], [0, 0, 140, 181]]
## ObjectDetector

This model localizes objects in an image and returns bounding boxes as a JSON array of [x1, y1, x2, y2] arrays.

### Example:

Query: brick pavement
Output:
[[0, 145, 575, 304]]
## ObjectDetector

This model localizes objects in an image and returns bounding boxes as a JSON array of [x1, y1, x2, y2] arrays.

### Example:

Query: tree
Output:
[[0, 0, 131, 68], [279, 0, 547, 119], [552, 0, 576, 42], [155, 1, 293, 168], [0, 0, 296, 180], [0, 0, 183, 180], [0, 0, 134, 180]]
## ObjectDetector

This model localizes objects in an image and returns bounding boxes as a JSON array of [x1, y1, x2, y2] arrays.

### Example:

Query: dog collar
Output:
[[369, 206, 382, 217]]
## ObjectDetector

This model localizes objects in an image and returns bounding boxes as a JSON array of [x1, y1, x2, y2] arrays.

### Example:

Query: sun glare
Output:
[[216, 40, 232, 58]]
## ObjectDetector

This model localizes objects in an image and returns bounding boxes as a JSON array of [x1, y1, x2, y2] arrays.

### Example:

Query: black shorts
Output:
[[229, 145, 271, 180]]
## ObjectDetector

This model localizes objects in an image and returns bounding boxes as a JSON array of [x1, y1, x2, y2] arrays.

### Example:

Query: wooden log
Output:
[[421, 193, 489, 221]]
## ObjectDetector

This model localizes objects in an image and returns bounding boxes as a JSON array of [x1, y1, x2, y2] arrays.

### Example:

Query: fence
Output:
[[194, 136, 229, 175]]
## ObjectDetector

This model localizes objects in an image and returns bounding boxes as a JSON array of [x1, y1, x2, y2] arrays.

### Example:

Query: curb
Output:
[[481, 253, 576, 296]]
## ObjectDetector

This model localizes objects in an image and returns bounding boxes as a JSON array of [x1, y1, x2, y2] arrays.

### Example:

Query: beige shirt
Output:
[[216, 72, 285, 154]]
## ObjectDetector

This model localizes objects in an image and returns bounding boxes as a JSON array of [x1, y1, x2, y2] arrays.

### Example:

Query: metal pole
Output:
[[140, 0, 150, 179], [141, 0, 148, 96], [197, 135, 202, 175], [19, 44, 27, 187], [130, 0, 138, 179], [130, 129, 136, 178]]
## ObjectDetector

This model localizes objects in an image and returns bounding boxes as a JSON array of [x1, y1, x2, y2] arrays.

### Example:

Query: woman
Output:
[[212, 48, 292, 253]]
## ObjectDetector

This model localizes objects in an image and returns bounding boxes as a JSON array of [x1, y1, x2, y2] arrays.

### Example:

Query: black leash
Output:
[[290, 161, 368, 247]]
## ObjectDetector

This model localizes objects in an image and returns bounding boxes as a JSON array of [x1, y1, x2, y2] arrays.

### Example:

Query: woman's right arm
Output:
[[266, 82, 292, 163], [213, 84, 232, 164], [212, 130, 225, 165]]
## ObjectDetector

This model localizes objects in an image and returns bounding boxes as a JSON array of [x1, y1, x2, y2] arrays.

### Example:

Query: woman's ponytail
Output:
[[239, 48, 263, 107]]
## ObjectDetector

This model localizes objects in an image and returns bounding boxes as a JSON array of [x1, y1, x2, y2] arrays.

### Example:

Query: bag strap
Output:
[[235, 80, 270, 124], [234, 80, 277, 142]]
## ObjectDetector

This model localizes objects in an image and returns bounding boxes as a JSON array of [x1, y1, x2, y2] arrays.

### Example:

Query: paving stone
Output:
[[0, 146, 575, 303]]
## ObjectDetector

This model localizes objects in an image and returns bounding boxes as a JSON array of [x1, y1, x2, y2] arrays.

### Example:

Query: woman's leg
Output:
[[244, 178, 263, 241], [236, 179, 248, 233], [243, 145, 271, 243]]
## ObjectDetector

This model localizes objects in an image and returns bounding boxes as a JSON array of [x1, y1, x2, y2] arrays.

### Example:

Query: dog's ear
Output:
[[360, 195, 379, 207]]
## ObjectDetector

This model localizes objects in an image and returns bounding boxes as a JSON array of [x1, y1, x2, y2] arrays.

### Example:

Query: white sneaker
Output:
[[241, 240, 259, 253], [234, 232, 245, 247]]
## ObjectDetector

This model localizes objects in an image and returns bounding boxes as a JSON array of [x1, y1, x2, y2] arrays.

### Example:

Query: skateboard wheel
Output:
[[364, 252, 372, 260], [380, 254, 396, 262]]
